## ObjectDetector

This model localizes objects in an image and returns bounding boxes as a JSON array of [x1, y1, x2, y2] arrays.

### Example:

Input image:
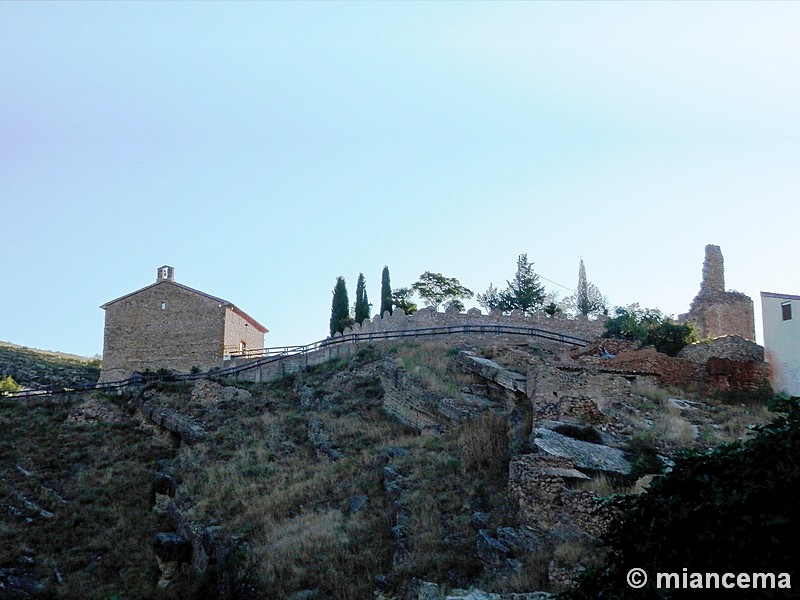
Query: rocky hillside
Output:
[[0, 392, 175, 599], [0, 338, 782, 599], [0, 341, 101, 390]]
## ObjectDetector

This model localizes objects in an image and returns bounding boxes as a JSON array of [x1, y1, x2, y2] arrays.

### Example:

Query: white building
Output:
[[761, 291, 800, 396]]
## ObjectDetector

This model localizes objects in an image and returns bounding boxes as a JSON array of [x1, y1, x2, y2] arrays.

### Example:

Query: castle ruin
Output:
[[679, 245, 755, 340]]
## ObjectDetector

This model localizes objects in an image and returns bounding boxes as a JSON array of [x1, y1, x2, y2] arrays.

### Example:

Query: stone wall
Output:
[[100, 283, 227, 383], [337, 306, 606, 343], [228, 343, 355, 384], [222, 308, 265, 358], [508, 454, 617, 538], [602, 348, 702, 388], [678, 335, 764, 364], [683, 291, 755, 341], [677, 335, 770, 393], [700, 244, 725, 294], [603, 343, 770, 394], [527, 363, 660, 422], [705, 359, 772, 393], [227, 308, 605, 387]]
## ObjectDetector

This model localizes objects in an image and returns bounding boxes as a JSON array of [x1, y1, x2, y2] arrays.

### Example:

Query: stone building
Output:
[[679, 245, 755, 341], [760, 291, 800, 395], [98, 266, 267, 383]]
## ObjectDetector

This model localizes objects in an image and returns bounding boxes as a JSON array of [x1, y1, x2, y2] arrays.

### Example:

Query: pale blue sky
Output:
[[1, 1, 797, 356]]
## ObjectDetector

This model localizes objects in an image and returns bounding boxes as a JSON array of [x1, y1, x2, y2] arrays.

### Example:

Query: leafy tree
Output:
[[603, 304, 696, 356], [476, 283, 502, 313], [329, 276, 354, 336], [497, 253, 545, 315], [391, 287, 417, 314], [603, 304, 664, 341], [445, 298, 466, 312], [574, 259, 607, 318], [354, 273, 371, 324], [411, 271, 473, 311], [379, 266, 393, 317]]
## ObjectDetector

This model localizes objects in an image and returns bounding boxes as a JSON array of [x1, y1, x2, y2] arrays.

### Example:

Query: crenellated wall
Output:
[[226, 308, 604, 386], [335, 306, 606, 342]]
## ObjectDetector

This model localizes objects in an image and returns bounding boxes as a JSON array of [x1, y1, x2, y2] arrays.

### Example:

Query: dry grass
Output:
[[651, 406, 696, 448], [389, 340, 472, 397], [576, 474, 634, 497], [458, 413, 510, 481], [631, 380, 682, 406], [709, 401, 773, 444]]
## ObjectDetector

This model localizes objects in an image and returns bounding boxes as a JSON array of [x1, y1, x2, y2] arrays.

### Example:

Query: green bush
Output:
[[643, 321, 697, 357], [0, 375, 20, 394], [604, 304, 696, 356]]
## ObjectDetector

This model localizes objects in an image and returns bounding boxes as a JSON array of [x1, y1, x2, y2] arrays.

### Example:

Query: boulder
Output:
[[191, 379, 252, 404], [496, 526, 543, 555], [67, 397, 129, 424], [476, 529, 511, 567], [532, 428, 631, 475], [459, 351, 527, 395]]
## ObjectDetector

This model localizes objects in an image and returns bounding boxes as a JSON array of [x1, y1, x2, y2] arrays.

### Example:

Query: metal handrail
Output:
[[3, 323, 588, 399], [218, 323, 588, 375]]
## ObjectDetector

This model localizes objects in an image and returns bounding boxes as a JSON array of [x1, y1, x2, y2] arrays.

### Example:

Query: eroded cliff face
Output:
[[2, 338, 775, 600]]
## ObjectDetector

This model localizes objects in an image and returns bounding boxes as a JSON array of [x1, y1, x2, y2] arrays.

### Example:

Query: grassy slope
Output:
[[0, 394, 175, 599], [154, 344, 521, 599]]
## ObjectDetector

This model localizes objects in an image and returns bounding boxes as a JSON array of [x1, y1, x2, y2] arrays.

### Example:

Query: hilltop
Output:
[[2, 335, 790, 599], [0, 341, 101, 391]]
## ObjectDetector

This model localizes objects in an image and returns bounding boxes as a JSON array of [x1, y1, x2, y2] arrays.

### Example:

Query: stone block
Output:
[[532, 428, 631, 475]]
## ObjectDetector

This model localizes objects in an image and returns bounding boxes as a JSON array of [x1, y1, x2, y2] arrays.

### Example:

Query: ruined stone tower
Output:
[[700, 245, 725, 294], [679, 245, 755, 340]]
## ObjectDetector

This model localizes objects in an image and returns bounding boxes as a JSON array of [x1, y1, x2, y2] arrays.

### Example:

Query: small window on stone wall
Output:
[[782, 302, 792, 321], [161, 302, 167, 310]]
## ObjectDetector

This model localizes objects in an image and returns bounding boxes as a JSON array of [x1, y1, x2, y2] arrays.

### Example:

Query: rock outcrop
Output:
[[531, 428, 631, 475]]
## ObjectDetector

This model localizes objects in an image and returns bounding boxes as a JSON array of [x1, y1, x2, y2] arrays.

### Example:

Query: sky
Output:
[[1, 1, 797, 357]]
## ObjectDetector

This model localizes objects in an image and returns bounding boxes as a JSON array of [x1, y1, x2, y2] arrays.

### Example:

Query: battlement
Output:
[[334, 305, 606, 342]]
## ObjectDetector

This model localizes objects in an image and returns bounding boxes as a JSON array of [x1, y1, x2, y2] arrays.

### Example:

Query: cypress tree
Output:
[[329, 276, 352, 336], [380, 266, 393, 317], [574, 259, 607, 318], [577, 259, 590, 317], [354, 273, 371, 324]]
